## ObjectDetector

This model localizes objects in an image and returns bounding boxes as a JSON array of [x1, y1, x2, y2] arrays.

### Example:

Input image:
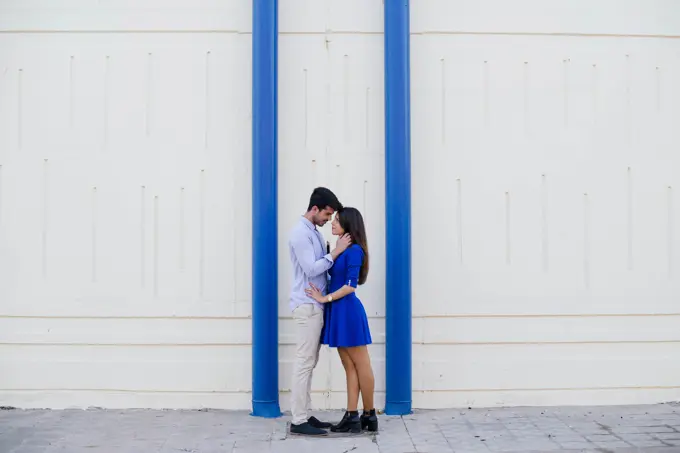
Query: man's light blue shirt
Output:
[[288, 217, 334, 312]]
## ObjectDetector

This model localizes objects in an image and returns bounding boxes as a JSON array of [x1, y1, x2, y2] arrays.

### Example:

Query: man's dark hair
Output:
[[307, 187, 343, 212]]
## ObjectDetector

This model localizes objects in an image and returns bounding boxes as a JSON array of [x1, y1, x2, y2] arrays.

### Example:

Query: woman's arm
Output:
[[305, 245, 364, 303]]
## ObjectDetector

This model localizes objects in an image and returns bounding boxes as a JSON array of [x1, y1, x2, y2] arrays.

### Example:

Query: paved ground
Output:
[[1, 404, 680, 452]]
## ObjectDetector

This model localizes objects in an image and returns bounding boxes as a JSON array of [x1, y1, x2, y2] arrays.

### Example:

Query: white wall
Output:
[[1, 0, 679, 410], [411, 0, 680, 407], [0, 0, 254, 409]]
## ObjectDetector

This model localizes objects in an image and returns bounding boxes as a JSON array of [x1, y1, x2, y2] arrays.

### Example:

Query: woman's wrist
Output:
[[320, 293, 332, 303]]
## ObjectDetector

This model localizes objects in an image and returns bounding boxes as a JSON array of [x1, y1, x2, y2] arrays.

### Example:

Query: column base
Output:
[[384, 400, 412, 416], [250, 400, 282, 418]]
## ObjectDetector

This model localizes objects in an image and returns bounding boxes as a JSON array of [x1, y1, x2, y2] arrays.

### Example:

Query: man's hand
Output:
[[329, 233, 352, 260], [335, 233, 352, 253]]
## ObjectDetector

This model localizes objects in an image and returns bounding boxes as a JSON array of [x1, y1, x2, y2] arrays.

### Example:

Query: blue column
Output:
[[251, 0, 281, 418], [384, 0, 412, 416]]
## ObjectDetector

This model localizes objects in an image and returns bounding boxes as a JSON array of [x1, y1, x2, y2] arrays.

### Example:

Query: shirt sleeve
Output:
[[345, 246, 363, 288], [290, 232, 334, 278]]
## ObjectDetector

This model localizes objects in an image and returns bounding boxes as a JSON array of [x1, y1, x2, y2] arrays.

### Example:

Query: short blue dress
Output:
[[321, 244, 372, 348]]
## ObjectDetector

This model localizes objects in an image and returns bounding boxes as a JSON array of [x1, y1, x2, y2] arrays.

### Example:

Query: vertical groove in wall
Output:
[[103, 56, 110, 150], [505, 191, 511, 265], [343, 54, 350, 143], [325, 34, 331, 159], [145, 52, 153, 137], [153, 195, 159, 297], [199, 170, 205, 299], [523, 61, 529, 136], [69, 56, 75, 128], [140, 185, 146, 288], [592, 64, 598, 127], [482, 61, 489, 128], [583, 193, 591, 288], [179, 187, 185, 271], [655, 66, 661, 112], [541, 174, 549, 272], [440, 58, 446, 144], [669, 186, 674, 278], [311, 158, 317, 186], [627, 166, 633, 271], [42, 159, 48, 279], [303, 68, 308, 149], [17, 69, 23, 150], [624, 54, 631, 145], [91, 187, 97, 283], [363, 180, 368, 219], [365, 87, 370, 149], [563, 58, 570, 127], [204, 51, 211, 149], [456, 178, 463, 265], [231, 162, 237, 314]]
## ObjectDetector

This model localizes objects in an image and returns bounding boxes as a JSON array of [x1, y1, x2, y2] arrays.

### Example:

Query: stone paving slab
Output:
[[1, 403, 679, 452]]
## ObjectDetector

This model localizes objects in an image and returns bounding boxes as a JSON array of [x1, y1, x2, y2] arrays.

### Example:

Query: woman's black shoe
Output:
[[361, 409, 378, 432], [331, 411, 361, 433]]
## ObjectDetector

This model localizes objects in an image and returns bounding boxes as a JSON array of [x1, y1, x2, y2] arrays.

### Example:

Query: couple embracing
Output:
[[288, 187, 377, 436]]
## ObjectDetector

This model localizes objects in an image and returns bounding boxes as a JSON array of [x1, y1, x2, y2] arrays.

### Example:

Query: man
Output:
[[288, 187, 352, 436]]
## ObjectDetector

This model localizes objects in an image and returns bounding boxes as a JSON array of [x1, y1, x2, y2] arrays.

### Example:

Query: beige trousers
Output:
[[290, 303, 323, 425]]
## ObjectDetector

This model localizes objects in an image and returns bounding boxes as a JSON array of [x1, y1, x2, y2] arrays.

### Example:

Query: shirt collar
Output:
[[300, 216, 317, 231]]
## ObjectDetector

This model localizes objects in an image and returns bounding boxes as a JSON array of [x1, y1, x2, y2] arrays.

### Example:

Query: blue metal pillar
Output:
[[384, 0, 412, 416], [251, 0, 281, 418]]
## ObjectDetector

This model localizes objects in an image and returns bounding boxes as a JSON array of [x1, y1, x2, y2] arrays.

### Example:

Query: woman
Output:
[[305, 207, 378, 433]]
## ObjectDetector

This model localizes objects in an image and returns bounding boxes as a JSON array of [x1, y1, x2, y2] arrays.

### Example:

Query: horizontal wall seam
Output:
[[413, 386, 680, 393], [1, 386, 678, 394], [2, 313, 679, 320], [413, 31, 680, 39], [0, 29, 380, 35], [2, 30, 680, 39], [2, 340, 680, 346], [417, 340, 680, 345], [0, 29, 245, 34]]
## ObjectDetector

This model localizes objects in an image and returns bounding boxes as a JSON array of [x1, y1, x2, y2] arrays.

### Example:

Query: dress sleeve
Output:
[[345, 246, 364, 288]]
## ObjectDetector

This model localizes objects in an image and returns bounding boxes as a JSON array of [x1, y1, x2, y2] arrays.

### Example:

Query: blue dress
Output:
[[321, 244, 372, 348]]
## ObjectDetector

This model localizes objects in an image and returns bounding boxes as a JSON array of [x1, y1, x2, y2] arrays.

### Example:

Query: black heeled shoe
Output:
[[361, 409, 378, 432], [331, 411, 361, 433]]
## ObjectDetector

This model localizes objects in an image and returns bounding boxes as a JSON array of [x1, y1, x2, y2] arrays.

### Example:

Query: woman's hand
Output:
[[305, 283, 326, 303]]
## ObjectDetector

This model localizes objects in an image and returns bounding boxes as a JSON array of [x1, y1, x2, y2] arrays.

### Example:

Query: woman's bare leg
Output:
[[338, 347, 360, 411], [346, 346, 374, 410]]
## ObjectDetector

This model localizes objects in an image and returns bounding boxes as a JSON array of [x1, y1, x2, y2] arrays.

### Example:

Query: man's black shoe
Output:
[[308, 416, 332, 429], [290, 422, 328, 436]]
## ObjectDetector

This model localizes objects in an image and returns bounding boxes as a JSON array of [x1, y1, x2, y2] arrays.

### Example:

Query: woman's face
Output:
[[331, 214, 344, 236]]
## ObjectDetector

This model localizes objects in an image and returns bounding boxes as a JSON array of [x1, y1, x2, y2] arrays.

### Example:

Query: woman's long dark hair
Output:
[[338, 207, 369, 285]]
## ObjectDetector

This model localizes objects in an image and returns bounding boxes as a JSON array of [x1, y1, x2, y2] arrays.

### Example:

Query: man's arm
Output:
[[290, 234, 334, 278]]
